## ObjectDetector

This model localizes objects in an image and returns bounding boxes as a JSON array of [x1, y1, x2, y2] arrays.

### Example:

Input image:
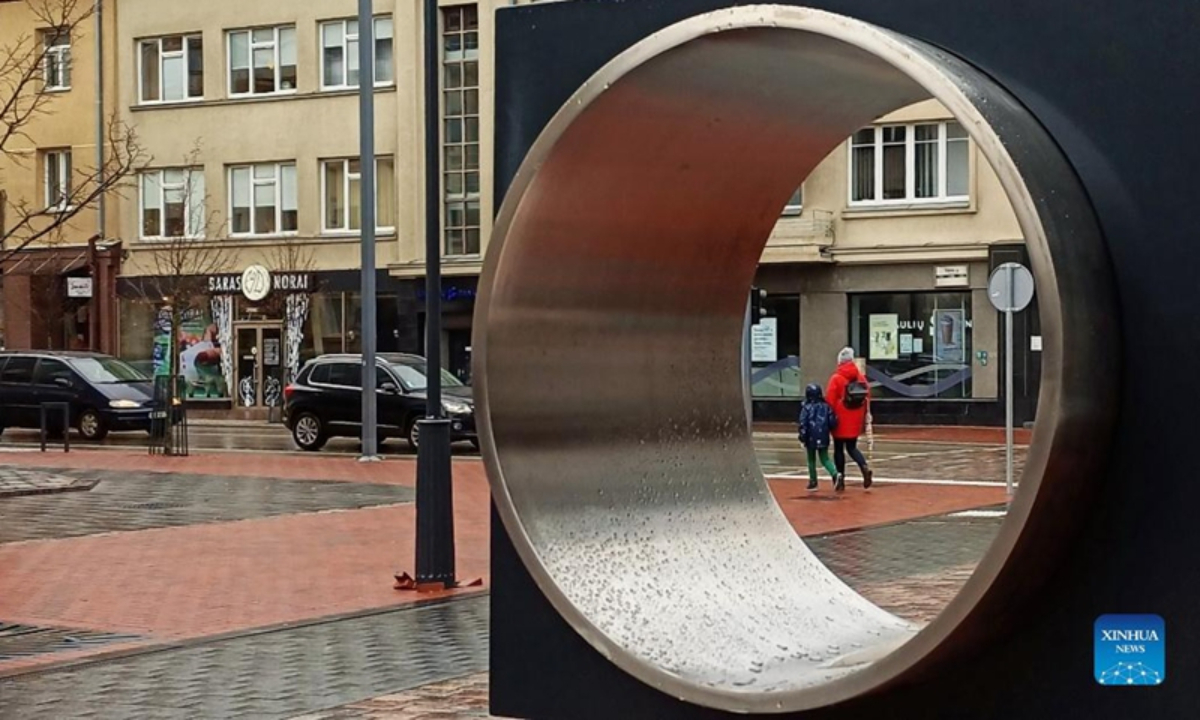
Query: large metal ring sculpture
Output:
[[475, 6, 1116, 713]]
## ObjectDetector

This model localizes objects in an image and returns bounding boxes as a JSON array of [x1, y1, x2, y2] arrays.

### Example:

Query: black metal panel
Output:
[[491, 0, 1197, 717]]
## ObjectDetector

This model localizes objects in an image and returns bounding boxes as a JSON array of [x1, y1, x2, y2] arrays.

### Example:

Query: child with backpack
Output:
[[797, 383, 844, 491]]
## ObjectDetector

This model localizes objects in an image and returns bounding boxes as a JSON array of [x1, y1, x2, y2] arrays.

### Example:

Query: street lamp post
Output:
[[415, 0, 456, 587], [357, 0, 379, 461]]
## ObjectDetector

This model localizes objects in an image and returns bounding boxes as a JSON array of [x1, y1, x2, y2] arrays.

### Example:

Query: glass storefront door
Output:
[[234, 323, 285, 407]]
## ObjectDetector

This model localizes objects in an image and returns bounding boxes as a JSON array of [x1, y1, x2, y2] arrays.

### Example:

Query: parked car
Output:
[[284, 353, 477, 452], [0, 351, 156, 440]]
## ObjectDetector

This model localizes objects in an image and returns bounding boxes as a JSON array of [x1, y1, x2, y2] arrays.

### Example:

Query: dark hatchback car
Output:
[[284, 353, 477, 451], [0, 351, 155, 440]]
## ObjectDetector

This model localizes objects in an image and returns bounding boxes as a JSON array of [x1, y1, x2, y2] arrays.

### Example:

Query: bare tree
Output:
[[0, 0, 145, 264]]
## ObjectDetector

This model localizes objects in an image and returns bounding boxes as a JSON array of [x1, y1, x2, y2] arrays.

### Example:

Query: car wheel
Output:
[[292, 412, 327, 451], [78, 409, 108, 441], [407, 419, 420, 450]]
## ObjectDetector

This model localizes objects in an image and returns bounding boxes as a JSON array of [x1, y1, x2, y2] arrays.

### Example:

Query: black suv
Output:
[[0, 351, 155, 440], [284, 353, 477, 451]]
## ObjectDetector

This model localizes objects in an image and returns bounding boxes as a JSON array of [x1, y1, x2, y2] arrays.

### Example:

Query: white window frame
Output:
[[226, 26, 297, 98], [138, 34, 204, 105], [228, 162, 297, 237], [42, 29, 71, 91], [847, 121, 970, 206], [139, 168, 206, 240], [319, 157, 396, 234], [441, 5, 481, 257], [44, 149, 72, 212], [319, 16, 395, 91]]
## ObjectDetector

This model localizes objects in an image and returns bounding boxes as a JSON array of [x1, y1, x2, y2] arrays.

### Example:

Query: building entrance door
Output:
[[234, 323, 285, 407]]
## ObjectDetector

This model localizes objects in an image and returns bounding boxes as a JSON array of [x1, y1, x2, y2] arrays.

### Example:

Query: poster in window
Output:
[[868, 314, 899, 360], [899, 333, 914, 355], [751, 317, 778, 363], [933, 309, 966, 364], [263, 338, 281, 366]]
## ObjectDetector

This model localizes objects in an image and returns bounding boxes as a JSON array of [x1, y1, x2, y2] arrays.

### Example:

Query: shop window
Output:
[[849, 121, 969, 205], [227, 26, 296, 96], [139, 34, 204, 104], [849, 292, 973, 399], [750, 294, 801, 399], [320, 16, 394, 90]]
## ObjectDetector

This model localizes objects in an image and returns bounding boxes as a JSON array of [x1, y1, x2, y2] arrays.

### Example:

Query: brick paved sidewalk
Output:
[[0, 448, 1004, 678]]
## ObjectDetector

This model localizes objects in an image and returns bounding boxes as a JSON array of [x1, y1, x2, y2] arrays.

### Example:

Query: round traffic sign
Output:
[[988, 262, 1035, 312]]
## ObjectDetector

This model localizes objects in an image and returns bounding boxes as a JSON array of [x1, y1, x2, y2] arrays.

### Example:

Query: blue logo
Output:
[[1094, 614, 1164, 686]]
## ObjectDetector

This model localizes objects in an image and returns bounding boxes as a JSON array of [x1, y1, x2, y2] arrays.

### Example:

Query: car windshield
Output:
[[387, 360, 464, 390], [69, 357, 149, 383]]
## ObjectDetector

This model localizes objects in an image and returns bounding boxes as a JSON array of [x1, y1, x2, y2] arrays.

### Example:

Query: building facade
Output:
[[1, 0, 1036, 424], [751, 100, 1039, 425], [0, 0, 123, 355]]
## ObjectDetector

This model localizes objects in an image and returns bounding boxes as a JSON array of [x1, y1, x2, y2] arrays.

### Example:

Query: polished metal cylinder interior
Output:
[[475, 5, 1116, 713]]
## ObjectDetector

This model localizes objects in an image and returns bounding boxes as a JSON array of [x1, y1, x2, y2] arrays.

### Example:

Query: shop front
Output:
[[119, 268, 421, 414], [754, 255, 1037, 426]]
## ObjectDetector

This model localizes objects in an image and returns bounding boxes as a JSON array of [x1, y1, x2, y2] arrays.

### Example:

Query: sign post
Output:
[[988, 262, 1035, 497]]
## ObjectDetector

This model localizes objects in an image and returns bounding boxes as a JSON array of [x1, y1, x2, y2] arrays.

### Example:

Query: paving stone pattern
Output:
[[0, 468, 415, 543], [807, 511, 1004, 587], [0, 467, 96, 499], [0, 597, 489, 720]]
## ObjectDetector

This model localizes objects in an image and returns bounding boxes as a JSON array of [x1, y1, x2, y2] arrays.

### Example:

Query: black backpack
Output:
[[844, 381, 869, 409]]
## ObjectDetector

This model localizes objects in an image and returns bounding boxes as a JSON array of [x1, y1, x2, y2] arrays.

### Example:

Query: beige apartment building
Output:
[[93, 0, 1035, 422], [0, 0, 123, 354]]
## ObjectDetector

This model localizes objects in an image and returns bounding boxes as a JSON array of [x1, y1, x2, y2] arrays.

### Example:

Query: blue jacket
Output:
[[798, 384, 838, 450]]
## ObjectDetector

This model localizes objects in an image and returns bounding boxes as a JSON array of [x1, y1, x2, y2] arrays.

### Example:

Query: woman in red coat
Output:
[[825, 347, 874, 492]]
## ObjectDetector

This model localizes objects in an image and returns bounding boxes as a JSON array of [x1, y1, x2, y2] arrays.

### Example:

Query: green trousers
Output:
[[806, 447, 839, 482]]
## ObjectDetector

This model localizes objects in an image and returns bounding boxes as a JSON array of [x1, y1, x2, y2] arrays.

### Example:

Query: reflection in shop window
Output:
[[850, 292, 973, 399]]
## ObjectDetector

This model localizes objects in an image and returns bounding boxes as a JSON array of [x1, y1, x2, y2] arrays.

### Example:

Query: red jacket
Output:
[[826, 361, 869, 440]]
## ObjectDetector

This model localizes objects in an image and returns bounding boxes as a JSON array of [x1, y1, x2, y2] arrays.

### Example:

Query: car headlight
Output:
[[442, 399, 472, 415], [109, 399, 141, 409]]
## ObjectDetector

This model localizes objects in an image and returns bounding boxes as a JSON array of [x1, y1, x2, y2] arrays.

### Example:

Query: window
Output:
[[33, 359, 72, 385], [849, 121, 969, 205], [320, 16, 394, 90], [327, 363, 361, 388], [42, 28, 70, 90], [0, 356, 37, 384], [227, 26, 296, 96], [229, 162, 296, 235], [782, 185, 803, 216], [140, 168, 206, 239], [139, 35, 204, 104], [849, 292, 974, 399], [750, 295, 801, 399], [44, 149, 71, 211], [321, 157, 395, 232], [442, 5, 480, 256]]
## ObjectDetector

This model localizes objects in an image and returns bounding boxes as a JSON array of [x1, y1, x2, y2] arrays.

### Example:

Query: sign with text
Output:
[[207, 271, 313, 297], [66, 277, 93, 298], [935, 265, 970, 288], [750, 317, 777, 362]]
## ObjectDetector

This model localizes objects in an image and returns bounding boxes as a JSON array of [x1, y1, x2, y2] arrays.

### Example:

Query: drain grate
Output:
[[0, 622, 143, 661]]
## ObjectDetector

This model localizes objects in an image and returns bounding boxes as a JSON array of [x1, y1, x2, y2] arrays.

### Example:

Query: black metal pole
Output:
[[415, 0, 456, 586]]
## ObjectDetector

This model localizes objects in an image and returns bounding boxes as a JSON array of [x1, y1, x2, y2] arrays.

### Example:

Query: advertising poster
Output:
[[153, 308, 229, 398], [868, 314, 899, 360], [899, 333, 914, 355], [751, 317, 778, 363], [933, 309, 966, 364]]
